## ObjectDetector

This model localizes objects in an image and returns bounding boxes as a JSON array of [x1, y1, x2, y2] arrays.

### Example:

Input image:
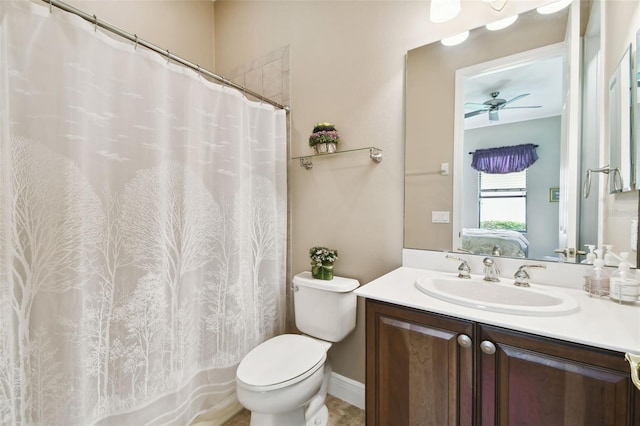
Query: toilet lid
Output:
[[236, 334, 328, 391]]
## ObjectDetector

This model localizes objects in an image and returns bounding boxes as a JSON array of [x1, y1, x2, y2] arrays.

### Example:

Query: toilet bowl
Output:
[[236, 334, 331, 425], [235, 272, 360, 426]]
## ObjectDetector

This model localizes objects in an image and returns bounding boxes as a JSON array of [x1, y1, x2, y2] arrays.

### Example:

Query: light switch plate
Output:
[[432, 211, 450, 223]]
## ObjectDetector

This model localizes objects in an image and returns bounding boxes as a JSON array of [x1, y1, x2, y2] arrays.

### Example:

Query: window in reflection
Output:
[[479, 171, 527, 232]]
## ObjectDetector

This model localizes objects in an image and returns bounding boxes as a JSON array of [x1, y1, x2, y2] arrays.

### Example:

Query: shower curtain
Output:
[[0, 1, 287, 425]]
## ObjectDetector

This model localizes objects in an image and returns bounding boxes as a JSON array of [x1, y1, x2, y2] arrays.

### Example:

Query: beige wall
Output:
[[65, 0, 215, 70], [213, 0, 551, 384]]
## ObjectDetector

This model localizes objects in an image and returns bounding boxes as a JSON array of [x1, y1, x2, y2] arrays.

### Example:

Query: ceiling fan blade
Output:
[[504, 93, 530, 105], [465, 109, 488, 118], [488, 110, 499, 121], [465, 102, 489, 108], [501, 105, 542, 110]]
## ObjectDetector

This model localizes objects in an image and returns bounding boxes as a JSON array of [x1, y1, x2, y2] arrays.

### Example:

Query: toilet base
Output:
[[306, 404, 328, 426], [249, 408, 305, 426]]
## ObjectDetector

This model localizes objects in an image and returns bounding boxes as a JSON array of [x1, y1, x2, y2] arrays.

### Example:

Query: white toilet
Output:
[[235, 271, 359, 426]]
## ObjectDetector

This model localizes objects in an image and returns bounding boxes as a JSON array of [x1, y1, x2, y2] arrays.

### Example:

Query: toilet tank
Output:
[[292, 272, 359, 342]]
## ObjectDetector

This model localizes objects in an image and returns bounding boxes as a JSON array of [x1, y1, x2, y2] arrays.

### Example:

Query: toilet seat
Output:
[[236, 334, 328, 392]]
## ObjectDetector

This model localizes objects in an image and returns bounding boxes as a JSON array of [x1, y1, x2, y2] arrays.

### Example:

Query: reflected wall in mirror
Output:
[[608, 44, 633, 193], [636, 30, 640, 189], [457, 44, 564, 261], [404, 0, 640, 268]]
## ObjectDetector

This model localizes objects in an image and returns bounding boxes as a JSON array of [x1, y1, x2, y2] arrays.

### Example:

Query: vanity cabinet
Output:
[[365, 299, 640, 425], [478, 324, 640, 425], [365, 299, 474, 425]]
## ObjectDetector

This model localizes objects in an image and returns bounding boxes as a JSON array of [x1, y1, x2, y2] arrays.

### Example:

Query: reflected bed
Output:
[[461, 228, 529, 257]]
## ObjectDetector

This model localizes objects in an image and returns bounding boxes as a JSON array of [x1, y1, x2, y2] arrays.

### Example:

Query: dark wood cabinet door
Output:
[[365, 300, 474, 426], [478, 325, 640, 426]]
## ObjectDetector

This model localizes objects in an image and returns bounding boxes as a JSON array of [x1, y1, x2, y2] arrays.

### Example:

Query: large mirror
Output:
[[405, 0, 640, 267], [609, 44, 633, 193]]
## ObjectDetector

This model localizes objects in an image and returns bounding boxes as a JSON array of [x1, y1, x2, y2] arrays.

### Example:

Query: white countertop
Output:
[[355, 266, 640, 354]]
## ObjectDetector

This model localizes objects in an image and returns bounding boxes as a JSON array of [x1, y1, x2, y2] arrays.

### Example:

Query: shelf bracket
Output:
[[299, 157, 313, 170], [370, 147, 383, 163]]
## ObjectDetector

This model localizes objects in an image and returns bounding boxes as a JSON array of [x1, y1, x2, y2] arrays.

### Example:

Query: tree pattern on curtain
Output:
[[0, 2, 287, 425]]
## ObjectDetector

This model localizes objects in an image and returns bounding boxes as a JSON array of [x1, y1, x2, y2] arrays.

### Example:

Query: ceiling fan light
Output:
[[488, 110, 499, 121], [430, 0, 461, 23], [536, 0, 572, 15], [441, 30, 469, 47], [485, 14, 518, 31]]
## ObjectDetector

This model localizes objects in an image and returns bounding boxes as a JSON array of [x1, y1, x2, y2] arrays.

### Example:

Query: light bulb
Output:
[[485, 15, 518, 31], [537, 0, 572, 15], [430, 0, 461, 23], [441, 31, 469, 46]]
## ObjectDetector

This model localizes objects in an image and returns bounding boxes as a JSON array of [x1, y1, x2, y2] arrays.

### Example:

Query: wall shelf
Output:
[[291, 147, 383, 170]]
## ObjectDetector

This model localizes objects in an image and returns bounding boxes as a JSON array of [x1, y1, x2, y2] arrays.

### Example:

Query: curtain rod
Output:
[[468, 144, 539, 155], [38, 0, 290, 113]]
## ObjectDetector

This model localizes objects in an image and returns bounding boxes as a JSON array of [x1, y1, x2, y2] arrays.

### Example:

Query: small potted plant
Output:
[[309, 246, 338, 280], [308, 122, 341, 154]]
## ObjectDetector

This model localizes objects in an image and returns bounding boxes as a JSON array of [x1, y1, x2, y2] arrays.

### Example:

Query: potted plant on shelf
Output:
[[309, 246, 338, 280], [308, 122, 341, 154]]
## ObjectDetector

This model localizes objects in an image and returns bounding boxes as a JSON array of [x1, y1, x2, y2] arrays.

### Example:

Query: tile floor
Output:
[[223, 395, 365, 425]]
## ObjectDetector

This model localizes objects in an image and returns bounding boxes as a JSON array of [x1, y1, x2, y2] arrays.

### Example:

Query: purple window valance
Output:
[[471, 143, 539, 174]]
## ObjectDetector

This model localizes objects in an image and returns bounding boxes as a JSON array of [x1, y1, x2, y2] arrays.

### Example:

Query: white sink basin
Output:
[[415, 276, 579, 316]]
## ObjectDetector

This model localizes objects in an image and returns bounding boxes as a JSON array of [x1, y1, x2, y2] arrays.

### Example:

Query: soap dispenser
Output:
[[603, 245, 620, 267], [583, 258, 610, 297], [581, 245, 596, 264], [609, 252, 640, 303]]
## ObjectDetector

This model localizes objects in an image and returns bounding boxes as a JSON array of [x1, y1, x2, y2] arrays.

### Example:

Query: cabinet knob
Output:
[[457, 334, 472, 348], [480, 340, 496, 355]]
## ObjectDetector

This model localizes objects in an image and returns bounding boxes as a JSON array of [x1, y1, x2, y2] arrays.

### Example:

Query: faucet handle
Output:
[[513, 264, 546, 287], [445, 254, 471, 279]]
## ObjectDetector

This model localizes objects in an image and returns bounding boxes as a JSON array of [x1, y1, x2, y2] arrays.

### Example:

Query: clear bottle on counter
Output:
[[583, 258, 610, 297], [609, 252, 640, 304], [581, 244, 596, 264]]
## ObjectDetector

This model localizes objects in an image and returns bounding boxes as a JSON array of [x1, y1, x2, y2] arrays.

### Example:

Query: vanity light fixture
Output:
[[429, 0, 461, 23], [536, 0, 572, 15], [485, 14, 518, 31], [481, 0, 509, 12], [430, 0, 509, 24], [441, 30, 470, 46]]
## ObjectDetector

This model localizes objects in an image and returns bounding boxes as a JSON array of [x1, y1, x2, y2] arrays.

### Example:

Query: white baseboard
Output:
[[327, 372, 365, 410]]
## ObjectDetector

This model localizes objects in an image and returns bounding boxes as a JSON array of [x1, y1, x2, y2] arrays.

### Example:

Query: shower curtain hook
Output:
[[93, 15, 97, 32], [49, 0, 52, 13], [197, 64, 201, 78], [133, 34, 138, 50], [166, 50, 171, 65]]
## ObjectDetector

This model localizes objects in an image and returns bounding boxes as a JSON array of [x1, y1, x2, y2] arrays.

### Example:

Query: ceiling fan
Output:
[[464, 91, 541, 121]]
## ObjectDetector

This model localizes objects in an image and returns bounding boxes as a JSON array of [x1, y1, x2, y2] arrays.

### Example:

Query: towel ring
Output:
[[583, 165, 623, 198]]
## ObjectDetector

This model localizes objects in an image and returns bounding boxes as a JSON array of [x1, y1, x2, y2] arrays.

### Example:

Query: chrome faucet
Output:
[[445, 254, 471, 279], [482, 257, 500, 282], [513, 264, 546, 287]]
